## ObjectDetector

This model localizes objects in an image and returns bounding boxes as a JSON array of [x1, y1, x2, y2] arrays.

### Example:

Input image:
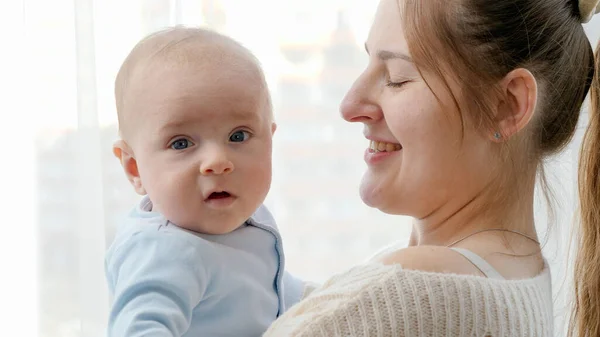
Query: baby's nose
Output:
[[199, 151, 234, 175]]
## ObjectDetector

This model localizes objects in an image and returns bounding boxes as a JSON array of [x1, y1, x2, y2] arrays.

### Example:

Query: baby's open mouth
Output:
[[207, 191, 231, 200], [204, 191, 236, 208], [369, 140, 402, 153]]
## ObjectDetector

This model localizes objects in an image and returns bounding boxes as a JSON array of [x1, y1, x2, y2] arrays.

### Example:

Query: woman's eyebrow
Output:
[[365, 43, 413, 63]]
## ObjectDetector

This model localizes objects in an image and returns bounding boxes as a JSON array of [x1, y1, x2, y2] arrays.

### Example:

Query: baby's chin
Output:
[[173, 219, 243, 235], [167, 211, 251, 235]]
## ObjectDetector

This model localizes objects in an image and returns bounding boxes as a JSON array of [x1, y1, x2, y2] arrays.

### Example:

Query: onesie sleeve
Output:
[[281, 271, 321, 311], [105, 230, 208, 337]]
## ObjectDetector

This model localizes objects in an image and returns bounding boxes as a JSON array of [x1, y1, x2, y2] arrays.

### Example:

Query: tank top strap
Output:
[[450, 247, 505, 280]]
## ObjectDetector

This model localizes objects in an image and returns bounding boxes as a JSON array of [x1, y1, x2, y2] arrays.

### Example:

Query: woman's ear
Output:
[[492, 68, 538, 141], [113, 140, 146, 195]]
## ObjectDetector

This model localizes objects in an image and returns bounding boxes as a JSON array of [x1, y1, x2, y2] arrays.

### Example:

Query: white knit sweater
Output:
[[264, 262, 553, 336]]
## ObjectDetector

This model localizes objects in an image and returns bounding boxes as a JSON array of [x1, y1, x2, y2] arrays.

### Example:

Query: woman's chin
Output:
[[359, 175, 409, 214], [359, 176, 384, 209]]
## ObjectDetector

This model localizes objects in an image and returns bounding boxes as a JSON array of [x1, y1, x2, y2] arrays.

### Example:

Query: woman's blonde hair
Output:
[[573, 39, 600, 337]]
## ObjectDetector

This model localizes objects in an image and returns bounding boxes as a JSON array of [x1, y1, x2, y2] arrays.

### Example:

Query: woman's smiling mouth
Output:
[[365, 140, 402, 165], [368, 140, 402, 153]]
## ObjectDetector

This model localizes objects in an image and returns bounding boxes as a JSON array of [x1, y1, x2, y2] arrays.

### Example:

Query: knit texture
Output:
[[264, 262, 553, 337]]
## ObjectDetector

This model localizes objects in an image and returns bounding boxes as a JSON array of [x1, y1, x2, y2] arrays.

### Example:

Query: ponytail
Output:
[[572, 39, 600, 337]]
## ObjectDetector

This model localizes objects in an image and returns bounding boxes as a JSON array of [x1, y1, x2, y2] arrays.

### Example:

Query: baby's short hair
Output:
[[115, 26, 271, 138]]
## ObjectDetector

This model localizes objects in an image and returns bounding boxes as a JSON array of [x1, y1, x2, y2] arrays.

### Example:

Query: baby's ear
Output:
[[271, 122, 277, 135], [113, 140, 146, 195]]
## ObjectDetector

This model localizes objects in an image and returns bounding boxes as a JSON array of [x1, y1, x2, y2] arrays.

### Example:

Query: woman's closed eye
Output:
[[229, 130, 251, 143], [170, 138, 194, 150], [386, 80, 410, 88]]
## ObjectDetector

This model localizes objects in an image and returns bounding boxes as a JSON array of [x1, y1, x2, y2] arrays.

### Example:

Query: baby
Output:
[[105, 26, 303, 337]]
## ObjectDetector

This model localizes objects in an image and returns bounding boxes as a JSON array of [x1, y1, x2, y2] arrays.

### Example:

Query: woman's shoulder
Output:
[[373, 245, 484, 277], [331, 248, 550, 289], [374, 243, 548, 280], [309, 245, 553, 302], [365, 241, 477, 276]]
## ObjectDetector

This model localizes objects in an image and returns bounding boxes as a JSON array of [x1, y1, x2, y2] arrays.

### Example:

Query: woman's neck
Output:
[[409, 171, 538, 247]]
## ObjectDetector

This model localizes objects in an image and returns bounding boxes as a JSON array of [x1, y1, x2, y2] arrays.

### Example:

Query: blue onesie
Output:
[[105, 196, 304, 336]]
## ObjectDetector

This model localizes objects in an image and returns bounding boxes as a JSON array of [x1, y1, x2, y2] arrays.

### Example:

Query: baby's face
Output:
[[124, 61, 274, 234]]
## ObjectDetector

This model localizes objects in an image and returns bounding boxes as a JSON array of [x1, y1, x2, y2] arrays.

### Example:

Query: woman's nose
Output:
[[340, 74, 383, 124]]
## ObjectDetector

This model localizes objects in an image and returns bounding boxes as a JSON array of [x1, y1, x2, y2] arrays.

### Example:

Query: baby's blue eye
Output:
[[170, 139, 192, 150], [229, 131, 250, 143]]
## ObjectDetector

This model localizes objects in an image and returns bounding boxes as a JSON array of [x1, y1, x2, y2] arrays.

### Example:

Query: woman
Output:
[[266, 0, 599, 335]]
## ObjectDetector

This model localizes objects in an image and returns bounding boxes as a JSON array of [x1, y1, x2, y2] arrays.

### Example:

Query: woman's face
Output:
[[340, 0, 496, 218]]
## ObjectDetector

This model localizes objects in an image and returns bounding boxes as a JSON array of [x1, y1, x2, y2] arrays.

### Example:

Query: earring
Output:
[[494, 132, 502, 140]]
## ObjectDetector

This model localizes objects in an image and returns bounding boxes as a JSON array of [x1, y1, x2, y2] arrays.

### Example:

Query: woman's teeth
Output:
[[369, 140, 402, 153]]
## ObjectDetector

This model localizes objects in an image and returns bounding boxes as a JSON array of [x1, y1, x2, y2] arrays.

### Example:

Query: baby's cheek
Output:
[[245, 163, 271, 194], [148, 167, 187, 200]]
